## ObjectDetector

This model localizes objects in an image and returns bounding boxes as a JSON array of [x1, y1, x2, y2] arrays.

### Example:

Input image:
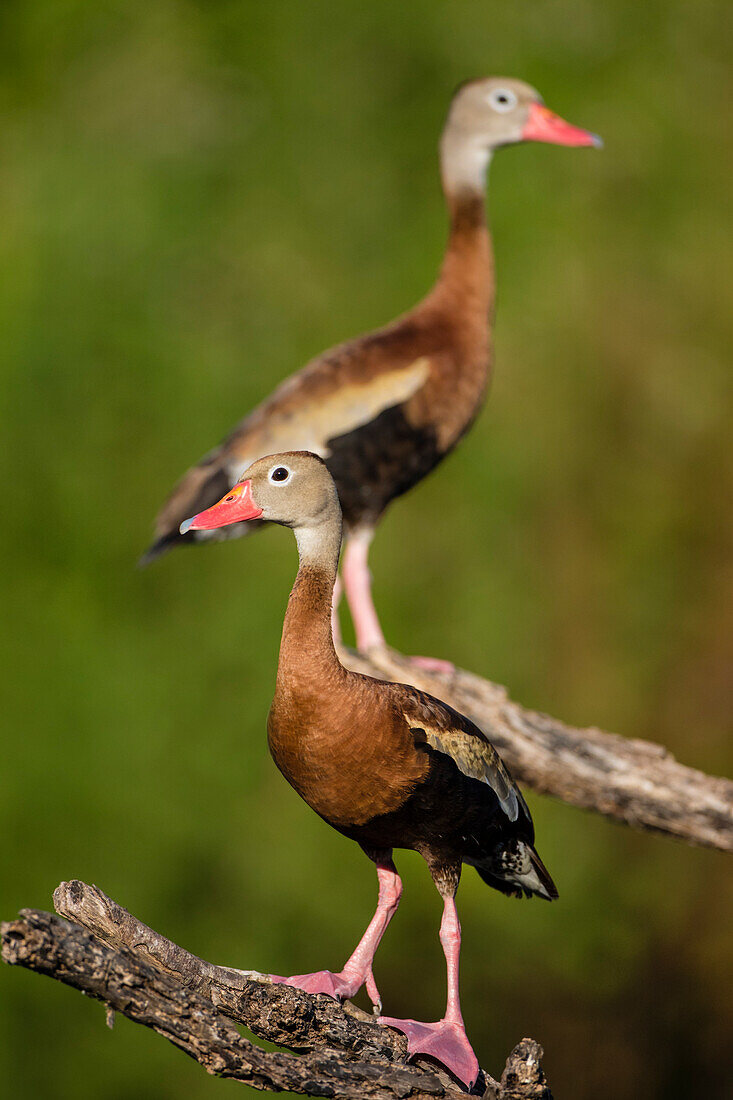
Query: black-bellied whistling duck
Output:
[[181, 451, 557, 1089], [148, 77, 600, 664]]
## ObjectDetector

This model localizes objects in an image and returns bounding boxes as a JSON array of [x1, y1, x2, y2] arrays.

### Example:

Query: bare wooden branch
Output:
[[1, 882, 552, 1099], [52, 880, 404, 1063], [337, 646, 733, 853], [4, 658, 729, 1095]]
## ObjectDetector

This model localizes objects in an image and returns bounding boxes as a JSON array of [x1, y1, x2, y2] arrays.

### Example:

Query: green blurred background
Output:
[[1, 2, 731, 1097]]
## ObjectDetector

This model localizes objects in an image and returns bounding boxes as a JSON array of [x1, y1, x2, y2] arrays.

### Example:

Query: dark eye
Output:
[[270, 466, 290, 483], [489, 88, 517, 113]]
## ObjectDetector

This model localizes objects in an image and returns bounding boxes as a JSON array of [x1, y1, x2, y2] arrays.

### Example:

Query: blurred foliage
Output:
[[1, 2, 732, 1098]]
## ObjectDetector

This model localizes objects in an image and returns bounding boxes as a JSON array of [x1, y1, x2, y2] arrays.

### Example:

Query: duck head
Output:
[[446, 76, 601, 150], [180, 451, 340, 535], [441, 77, 600, 195]]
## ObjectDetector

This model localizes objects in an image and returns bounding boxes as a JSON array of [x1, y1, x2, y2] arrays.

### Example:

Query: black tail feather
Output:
[[526, 845, 559, 900], [476, 841, 558, 901]]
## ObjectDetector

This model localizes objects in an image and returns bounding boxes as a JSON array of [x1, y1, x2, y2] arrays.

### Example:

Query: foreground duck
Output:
[[146, 77, 599, 660], [182, 451, 557, 1089]]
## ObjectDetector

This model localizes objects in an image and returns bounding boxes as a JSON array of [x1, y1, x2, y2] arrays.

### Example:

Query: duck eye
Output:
[[489, 88, 517, 113], [270, 466, 290, 483]]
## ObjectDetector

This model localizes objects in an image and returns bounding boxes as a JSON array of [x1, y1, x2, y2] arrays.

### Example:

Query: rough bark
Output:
[[2, 882, 552, 1099], [4, 657, 731, 1096], [337, 646, 733, 853]]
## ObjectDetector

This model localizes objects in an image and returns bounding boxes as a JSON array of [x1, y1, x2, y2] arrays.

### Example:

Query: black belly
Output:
[[335, 755, 531, 869], [325, 403, 441, 529]]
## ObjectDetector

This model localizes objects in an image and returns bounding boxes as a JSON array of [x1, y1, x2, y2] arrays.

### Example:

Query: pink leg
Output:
[[331, 573, 343, 647], [342, 529, 385, 651], [342, 530, 453, 671], [407, 654, 456, 674], [380, 896, 479, 1089], [270, 860, 402, 1012]]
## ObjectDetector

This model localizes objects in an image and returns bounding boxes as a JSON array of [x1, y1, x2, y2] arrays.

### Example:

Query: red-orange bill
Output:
[[180, 480, 263, 534], [522, 103, 602, 148]]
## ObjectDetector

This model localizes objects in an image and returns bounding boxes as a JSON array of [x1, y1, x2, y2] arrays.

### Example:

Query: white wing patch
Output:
[[419, 725, 520, 823], [227, 357, 431, 479]]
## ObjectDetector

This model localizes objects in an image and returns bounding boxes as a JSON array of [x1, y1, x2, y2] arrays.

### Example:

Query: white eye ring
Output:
[[488, 88, 517, 113], [269, 464, 292, 484]]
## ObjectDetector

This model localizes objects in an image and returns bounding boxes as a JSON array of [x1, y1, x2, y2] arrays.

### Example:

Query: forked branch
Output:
[[1, 881, 552, 1099], [3, 656, 731, 1098]]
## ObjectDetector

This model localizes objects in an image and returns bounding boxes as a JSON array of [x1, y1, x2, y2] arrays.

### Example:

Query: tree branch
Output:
[[2, 882, 552, 1099], [336, 646, 733, 853], [4, 659, 730, 1095]]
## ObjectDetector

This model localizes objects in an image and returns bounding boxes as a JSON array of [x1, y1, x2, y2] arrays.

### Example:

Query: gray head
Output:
[[181, 451, 341, 536], [440, 76, 601, 194]]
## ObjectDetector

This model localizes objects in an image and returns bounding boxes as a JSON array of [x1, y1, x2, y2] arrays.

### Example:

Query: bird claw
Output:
[[270, 965, 385, 1016], [270, 968, 367, 1003], [406, 655, 455, 675], [379, 1015, 480, 1090], [365, 967, 382, 1015], [272, 970, 352, 1000]]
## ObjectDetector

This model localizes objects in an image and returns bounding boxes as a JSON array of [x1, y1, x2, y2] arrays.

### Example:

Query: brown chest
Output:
[[406, 331, 492, 452], [266, 694, 427, 830]]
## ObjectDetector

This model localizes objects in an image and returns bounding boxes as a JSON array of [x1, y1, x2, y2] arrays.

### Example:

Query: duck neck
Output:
[[277, 519, 344, 689], [432, 129, 495, 318]]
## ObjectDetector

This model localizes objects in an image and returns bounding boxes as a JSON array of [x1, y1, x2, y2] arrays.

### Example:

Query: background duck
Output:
[[144, 76, 599, 662], [4, 8, 730, 1098], [183, 451, 557, 1089]]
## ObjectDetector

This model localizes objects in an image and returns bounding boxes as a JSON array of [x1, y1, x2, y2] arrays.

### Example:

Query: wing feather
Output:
[[226, 356, 431, 470], [400, 689, 523, 823], [148, 352, 431, 551]]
